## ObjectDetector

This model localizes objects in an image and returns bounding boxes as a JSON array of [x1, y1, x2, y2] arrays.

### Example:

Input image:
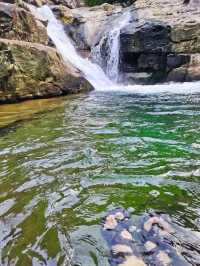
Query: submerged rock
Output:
[[101, 208, 191, 266], [0, 38, 92, 103]]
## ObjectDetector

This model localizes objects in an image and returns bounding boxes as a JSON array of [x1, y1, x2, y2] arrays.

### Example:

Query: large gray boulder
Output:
[[0, 2, 92, 104], [119, 0, 200, 84], [0, 38, 91, 103]]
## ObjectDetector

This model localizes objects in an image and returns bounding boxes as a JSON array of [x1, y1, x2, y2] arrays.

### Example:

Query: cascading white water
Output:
[[37, 6, 113, 90], [35, 5, 200, 95], [92, 11, 131, 82]]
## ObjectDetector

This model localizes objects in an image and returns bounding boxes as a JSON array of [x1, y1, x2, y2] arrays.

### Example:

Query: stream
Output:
[[1, 91, 200, 265], [1, 4, 200, 266]]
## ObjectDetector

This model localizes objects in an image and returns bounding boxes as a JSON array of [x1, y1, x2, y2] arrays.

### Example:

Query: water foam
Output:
[[92, 11, 131, 82], [38, 5, 113, 90], [37, 5, 200, 95], [96, 81, 200, 94]]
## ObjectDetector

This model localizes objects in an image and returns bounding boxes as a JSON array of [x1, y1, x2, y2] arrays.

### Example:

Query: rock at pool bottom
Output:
[[102, 208, 145, 266], [101, 208, 190, 266]]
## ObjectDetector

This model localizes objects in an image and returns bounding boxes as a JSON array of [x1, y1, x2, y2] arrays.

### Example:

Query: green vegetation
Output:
[[85, 0, 134, 7], [85, 0, 106, 6]]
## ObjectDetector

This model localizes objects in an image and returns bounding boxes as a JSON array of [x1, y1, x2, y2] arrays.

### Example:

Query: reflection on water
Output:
[[0, 96, 76, 129], [0, 91, 200, 265]]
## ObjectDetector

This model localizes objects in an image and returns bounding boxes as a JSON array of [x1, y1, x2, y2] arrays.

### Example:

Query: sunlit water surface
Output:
[[1, 91, 200, 265]]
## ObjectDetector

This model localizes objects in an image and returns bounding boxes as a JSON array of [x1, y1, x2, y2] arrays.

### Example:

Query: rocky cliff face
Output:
[[1, 0, 200, 102], [119, 0, 200, 84], [52, 3, 122, 50], [62, 0, 200, 84], [0, 2, 91, 103], [0, 38, 90, 103], [0, 2, 48, 44]]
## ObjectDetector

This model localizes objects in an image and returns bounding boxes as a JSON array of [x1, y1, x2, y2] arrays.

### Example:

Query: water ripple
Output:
[[0, 92, 200, 265]]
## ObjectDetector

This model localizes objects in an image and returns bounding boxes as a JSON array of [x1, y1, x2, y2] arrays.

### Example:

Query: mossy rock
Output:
[[0, 39, 92, 103], [0, 2, 48, 45]]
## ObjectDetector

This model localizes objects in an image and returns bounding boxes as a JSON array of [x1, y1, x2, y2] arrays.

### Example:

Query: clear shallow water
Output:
[[0, 97, 68, 129], [1, 91, 200, 265]]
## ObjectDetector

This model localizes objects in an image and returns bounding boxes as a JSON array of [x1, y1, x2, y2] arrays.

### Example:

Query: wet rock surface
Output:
[[67, 0, 200, 84], [0, 2, 92, 104], [0, 2, 48, 44], [0, 38, 91, 103], [1, 0, 200, 102], [119, 0, 200, 84], [102, 208, 193, 266], [56, 3, 123, 50]]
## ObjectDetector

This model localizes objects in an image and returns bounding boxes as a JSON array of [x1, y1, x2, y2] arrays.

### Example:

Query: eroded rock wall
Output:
[[119, 0, 200, 83], [0, 2, 48, 44], [0, 39, 91, 103], [0, 2, 92, 104], [5, 0, 81, 9], [62, 0, 200, 84]]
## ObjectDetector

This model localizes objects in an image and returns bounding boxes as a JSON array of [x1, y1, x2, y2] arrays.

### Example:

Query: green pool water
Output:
[[0, 91, 200, 265]]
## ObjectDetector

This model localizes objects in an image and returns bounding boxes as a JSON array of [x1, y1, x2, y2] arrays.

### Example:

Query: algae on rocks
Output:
[[0, 2, 48, 44], [0, 2, 92, 104], [0, 39, 92, 103]]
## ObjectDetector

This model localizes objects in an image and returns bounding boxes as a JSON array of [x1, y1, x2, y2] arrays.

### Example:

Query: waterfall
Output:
[[35, 5, 200, 95], [37, 5, 113, 90], [92, 11, 131, 82]]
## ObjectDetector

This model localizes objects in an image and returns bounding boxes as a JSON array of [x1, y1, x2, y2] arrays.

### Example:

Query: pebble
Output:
[[119, 255, 147, 266], [115, 212, 125, 220], [144, 241, 157, 252], [156, 250, 171, 265], [112, 244, 133, 255], [120, 229, 133, 240]]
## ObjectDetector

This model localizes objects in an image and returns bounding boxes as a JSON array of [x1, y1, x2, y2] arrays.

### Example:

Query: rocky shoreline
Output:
[[0, 0, 200, 103], [0, 1, 92, 104]]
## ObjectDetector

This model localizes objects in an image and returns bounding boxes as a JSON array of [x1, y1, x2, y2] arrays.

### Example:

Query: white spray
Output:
[[37, 5, 113, 90], [35, 5, 200, 95], [92, 11, 131, 82]]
